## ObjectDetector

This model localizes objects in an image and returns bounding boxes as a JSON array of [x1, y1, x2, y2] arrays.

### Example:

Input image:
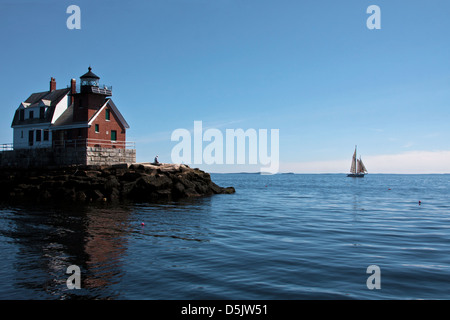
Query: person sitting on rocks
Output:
[[153, 155, 160, 165]]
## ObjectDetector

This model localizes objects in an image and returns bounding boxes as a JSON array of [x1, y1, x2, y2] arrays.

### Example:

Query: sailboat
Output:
[[347, 146, 368, 178]]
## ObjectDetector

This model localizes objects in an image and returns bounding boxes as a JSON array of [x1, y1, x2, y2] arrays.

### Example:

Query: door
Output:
[[28, 130, 34, 146]]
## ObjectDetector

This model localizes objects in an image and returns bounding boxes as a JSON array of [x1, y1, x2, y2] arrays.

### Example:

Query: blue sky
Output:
[[1, 0, 449, 173]]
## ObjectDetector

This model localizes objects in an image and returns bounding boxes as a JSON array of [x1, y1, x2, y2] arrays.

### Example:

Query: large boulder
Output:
[[0, 163, 234, 203]]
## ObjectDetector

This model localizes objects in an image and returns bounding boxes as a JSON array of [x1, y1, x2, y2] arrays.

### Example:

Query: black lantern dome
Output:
[[78, 67, 111, 95], [80, 67, 100, 87]]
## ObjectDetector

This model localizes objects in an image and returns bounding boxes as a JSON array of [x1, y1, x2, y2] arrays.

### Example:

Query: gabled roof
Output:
[[40, 99, 52, 106], [51, 103, 88, 129], [88, 99, 130, 129], [19, 102, 30, 109], [51, 99, 129, 130], [11, 88, 70, 127], [24, 88, 70, 106]]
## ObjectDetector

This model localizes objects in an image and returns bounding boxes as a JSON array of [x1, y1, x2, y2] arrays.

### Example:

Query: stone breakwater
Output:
[[0, 163, 235, 203]]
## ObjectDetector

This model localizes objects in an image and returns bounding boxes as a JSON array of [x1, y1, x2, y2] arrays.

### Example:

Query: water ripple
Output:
[[1, 174, 450, 299]]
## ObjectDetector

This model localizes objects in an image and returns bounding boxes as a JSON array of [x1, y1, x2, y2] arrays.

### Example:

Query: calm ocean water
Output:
[[0, 173, 449, 300]]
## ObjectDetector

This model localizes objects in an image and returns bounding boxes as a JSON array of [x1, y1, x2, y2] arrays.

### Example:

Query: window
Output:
[[105, 109, 110, 121], [40, 107, 45, 119], [111, 130, 117, 141], [43, 130, 49, 141], [36, 130, 41, 142], [19, 110, 24, 121], [95, 124, 99, 133], [29, 111, 34, 119]]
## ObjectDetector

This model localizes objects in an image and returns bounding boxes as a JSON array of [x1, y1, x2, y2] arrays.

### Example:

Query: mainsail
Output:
[[350, 148, 357, 174]]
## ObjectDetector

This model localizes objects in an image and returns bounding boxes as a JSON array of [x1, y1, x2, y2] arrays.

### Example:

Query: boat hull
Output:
[[347, 173, 364, 178]]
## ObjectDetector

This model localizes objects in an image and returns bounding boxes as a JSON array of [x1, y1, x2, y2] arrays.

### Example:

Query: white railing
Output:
[[53, 138, 135, 149], [91, 86, 112, 95], [0, 143, 13, 151]]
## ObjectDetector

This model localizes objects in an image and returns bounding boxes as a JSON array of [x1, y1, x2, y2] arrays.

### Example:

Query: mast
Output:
[[350, 145, 357, 174]]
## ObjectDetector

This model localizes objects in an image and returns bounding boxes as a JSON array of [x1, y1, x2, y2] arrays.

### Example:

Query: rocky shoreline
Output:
[[0, 163, 235, 203]]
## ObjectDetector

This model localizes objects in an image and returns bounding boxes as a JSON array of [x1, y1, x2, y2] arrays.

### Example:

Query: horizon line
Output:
[[208, 172, 450, 175]]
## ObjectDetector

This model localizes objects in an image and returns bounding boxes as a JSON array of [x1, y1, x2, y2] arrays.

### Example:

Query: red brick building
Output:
[[9, 67, 135, 167], [52, 67, 130, 149]]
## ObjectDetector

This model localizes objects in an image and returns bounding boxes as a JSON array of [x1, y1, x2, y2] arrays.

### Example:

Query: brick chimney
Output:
[[70, 78, 76, 104], [50, 77, 56, 92]]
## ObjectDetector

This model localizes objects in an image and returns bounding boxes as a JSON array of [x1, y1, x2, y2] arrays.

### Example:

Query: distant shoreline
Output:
[[209, 172, 450, 175]]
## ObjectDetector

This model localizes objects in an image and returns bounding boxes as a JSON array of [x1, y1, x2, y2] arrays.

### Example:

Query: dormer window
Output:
[[19, 109, 24, 121], [40, 107, 45, 119], [29, 110, 34, 119]]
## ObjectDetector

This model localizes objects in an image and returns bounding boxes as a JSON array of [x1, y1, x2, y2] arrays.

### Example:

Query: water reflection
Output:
[[1, 203, 133, 299], [0, 196, 215, 299], [81, 206, 133, 298]]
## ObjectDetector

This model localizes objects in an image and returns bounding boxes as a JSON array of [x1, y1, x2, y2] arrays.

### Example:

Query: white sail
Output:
[[350, 148, 357, 174]]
